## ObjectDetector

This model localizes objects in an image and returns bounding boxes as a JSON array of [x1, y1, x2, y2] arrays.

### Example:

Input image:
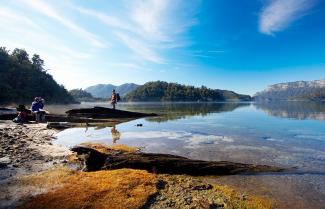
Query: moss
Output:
[[19, 168, 157, 209], [19, 166, 76, 189], [80, 142, 139, 154]]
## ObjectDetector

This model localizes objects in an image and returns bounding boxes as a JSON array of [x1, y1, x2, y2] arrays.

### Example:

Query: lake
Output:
[[52, 101, 325, 209]]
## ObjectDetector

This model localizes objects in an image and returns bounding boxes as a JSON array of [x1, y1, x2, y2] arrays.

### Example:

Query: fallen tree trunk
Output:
[[0, 113, 35, 121], [66, 106, 157, 118], [71, 146, 285, 176], [0, 113, 130, 123], [0, 106, 157, 121]]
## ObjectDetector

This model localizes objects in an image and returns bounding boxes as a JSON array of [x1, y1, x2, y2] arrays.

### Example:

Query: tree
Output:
[[32, 54, 45, 71], [124, 81, 251, 102], [0, 46, 76, 104], [11, 48, 30, 64]]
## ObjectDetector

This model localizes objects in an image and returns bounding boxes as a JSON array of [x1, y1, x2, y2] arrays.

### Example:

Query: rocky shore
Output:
[[0, 121, 272, 209], [0, 121, 71, 208]]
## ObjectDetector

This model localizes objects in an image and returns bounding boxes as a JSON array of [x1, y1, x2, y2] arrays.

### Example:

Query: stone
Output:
[[192, 184, 213, 191]]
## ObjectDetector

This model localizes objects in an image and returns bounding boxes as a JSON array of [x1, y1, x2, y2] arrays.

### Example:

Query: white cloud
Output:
[[73, 0, 198, 64], [0, 7, 92, 59], [128, 0, 198, 42], [114, 31, 164, 64], [0, 7, 42, 31], [259, 0, 315, 35], [19, 0, 107, 48], [76, 7, 136, 32], [130, 0, 169, 41]]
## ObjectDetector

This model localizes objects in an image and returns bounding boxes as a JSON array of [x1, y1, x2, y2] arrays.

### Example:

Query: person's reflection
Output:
[[111, 125, 121, 143]]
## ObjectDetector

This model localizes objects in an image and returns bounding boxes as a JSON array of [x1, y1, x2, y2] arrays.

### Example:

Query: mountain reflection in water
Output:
[[119, 102, 250, 122], [254, 101, 325, 121]]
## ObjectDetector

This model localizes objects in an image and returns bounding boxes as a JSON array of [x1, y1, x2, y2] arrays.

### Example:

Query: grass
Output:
[[19, 168, 157, 209]]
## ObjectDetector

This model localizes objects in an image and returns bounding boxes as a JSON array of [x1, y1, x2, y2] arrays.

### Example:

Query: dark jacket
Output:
[[31, 101, 44, 112]]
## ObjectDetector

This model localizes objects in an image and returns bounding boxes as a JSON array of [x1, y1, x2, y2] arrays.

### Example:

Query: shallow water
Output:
[[53, 101, 325, 209]]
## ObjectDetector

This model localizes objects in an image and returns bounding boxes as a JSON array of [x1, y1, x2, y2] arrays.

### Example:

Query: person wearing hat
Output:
[[31, 97, 45, 123]]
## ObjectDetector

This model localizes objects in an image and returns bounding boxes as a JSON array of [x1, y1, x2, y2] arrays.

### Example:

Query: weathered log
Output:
[[71, 146, 285, 176], [0, 106, 157, 124], [0, 113, 136, 125], [66, 106, 157, 118], [0, 113, 35, 121], [0, 107, 15, 111]]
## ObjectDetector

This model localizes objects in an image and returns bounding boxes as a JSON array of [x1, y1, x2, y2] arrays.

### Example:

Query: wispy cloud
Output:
[[76, 7, 136, 32], [129, 0, 170, 41], [128, 0, 198, 43], [114, 32, 164, 64], [19, 0, 107, 48], [0, 7, 42, 31], [73, 0, 199, 64], [0, 6, 92, 59], [259, 0, 315, 35]]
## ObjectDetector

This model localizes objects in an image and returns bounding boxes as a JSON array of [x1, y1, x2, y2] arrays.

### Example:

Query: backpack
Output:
[[116, 93, 121, 102]]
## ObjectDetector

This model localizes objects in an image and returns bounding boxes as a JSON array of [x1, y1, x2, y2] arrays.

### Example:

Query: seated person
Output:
[[31, 97, 45, 122], [13, 105, 29, 123]]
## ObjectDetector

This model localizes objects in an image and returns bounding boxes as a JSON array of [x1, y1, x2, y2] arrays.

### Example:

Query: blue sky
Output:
[[0, 0, 324, 95]]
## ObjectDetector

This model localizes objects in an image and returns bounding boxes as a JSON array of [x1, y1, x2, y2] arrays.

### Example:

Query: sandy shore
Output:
[[0, 121, 71, 208]]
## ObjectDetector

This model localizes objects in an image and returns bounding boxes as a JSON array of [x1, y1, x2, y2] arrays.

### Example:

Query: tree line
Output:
[[0, 47, 76, 104], [124, 81, 251, 102]]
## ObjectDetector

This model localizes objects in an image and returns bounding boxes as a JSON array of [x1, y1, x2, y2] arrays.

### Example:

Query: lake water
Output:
[[52, 101, 325, 209]]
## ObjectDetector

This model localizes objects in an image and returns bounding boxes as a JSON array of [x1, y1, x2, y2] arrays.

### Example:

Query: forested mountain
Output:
[[69, 89, 97, 102], [124, 81, 251, 102], [85, 83, 139, 98], [254, 79, 325, 101], [0, 47, 76, 104]]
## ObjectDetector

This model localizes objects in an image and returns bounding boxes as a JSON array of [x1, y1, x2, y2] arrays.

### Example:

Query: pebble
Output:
[[0, 124, 62, 172]]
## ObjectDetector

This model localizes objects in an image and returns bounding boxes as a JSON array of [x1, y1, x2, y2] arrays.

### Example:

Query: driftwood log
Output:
[[0, 107, 157, 127], [71, 146, 285, 176], [66, 106, 157, 118]]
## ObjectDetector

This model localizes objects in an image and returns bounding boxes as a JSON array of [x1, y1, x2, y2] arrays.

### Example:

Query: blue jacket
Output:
[[31, 101, 44, 112]]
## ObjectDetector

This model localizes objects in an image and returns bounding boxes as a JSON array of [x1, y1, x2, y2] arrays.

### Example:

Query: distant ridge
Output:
[[254, 79, 325, 101], [85, 83, 139, 98]]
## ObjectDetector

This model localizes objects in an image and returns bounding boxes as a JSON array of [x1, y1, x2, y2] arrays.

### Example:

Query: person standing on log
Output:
[[110, 89, 117, 109]]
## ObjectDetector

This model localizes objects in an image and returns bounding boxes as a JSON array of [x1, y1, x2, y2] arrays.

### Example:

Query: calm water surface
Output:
[[52, 102, 325, 209]]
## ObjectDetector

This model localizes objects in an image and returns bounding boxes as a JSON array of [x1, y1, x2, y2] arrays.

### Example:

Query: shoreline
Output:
[[0, 121, 273, 209], [0, 122, 71, 173], [0, 121, 72, 208]]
